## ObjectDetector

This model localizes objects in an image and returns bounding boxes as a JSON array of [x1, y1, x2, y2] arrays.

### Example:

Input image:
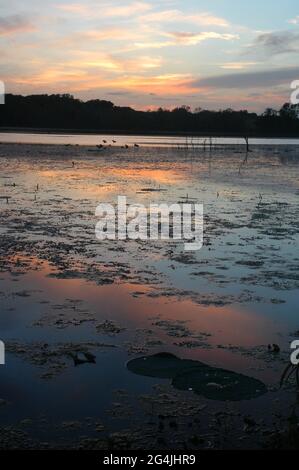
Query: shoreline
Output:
[[1, 141, 299, 150], [1, 127, 299, 139]]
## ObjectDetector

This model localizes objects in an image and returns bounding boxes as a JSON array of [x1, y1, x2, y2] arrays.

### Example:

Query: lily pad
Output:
[[127, 352, 208, 379], [127, 353, 267, 401], [173, 367, 267, 401]]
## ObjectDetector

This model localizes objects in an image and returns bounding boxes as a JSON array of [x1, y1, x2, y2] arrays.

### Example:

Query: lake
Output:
[[0, 140, 298, 449], [1, 131, 299, 147]]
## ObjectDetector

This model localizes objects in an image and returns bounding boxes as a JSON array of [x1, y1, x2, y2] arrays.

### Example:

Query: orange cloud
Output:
[[68, 54, 122, 71], [113, 73, 197, 95], [78, 28, 141, 42], [12, 68, 88, 86], [139, 10, 230, 27], [56, 1, 152, 18], [9, 69, 196, 96], [65, 51, 163, 72], [55, 3, 91, 15], [164, 31, 238, 46], [134, 31, 238, 49], [220, 61, 258, 70], [101, 1, 152, 17]]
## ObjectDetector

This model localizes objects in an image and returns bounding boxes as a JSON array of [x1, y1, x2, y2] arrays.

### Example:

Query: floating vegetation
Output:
[[0, 142, 298, 449], [96, 320, 126, 335], [6, 341, 116, 379], [127, 353, 267, 401]]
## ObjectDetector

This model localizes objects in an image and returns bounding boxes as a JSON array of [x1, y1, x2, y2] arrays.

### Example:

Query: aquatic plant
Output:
[[127, 352, 267, 401]]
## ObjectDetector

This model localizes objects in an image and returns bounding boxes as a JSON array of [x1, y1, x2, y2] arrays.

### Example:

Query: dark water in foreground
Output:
[[0, 142, 298, 449]]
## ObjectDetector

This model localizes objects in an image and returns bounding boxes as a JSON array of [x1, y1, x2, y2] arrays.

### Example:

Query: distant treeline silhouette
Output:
[[1, 93, 299, 136]]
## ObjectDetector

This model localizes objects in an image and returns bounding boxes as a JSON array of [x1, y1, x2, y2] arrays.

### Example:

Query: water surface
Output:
[[0, 142, 298, 449]]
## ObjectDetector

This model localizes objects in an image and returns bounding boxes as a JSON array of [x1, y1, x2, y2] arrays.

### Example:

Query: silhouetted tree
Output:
[[1, 94, 298, 136]]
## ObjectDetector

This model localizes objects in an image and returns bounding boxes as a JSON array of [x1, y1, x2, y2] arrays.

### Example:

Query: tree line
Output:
[[1, 93, 299, 136]]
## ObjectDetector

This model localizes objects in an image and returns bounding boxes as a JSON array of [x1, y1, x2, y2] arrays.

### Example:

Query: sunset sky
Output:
[[1, 0, 299, 111]]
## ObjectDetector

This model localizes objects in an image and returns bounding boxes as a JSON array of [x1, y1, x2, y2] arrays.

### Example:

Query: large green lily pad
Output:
[[127, 353, 267, 401]]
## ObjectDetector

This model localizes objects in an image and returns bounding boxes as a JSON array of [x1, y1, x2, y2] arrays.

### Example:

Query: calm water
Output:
[[1, 131, 299, 147], [0, 141, 298, 449]]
